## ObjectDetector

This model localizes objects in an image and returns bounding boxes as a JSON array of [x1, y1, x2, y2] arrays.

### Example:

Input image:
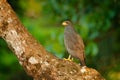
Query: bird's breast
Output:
[[64, 27, 78, 51], [64, 26, 84, 55]]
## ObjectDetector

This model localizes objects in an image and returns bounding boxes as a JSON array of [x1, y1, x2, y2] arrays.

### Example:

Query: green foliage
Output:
[[0, 0, 120, 79], [86, 42, 98, 56]]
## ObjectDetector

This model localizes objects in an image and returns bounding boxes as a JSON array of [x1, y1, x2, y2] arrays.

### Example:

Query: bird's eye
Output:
[[66, 21, 68, 23], [65, 21, 69, 24], [62, 21, 71, 26]]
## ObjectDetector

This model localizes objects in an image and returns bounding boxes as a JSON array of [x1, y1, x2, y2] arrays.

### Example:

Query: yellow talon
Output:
[[64, 55, 73, 61]]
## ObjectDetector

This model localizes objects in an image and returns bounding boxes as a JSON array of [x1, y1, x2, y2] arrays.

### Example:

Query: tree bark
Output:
[[0, 0, 105, 80]]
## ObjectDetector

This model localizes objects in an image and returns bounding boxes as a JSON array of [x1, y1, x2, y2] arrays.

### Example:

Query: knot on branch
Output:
[[0, 20, 8, 36]]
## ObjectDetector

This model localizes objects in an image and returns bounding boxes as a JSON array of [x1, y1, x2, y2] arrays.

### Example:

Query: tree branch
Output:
[[0, 0, 105, 80]]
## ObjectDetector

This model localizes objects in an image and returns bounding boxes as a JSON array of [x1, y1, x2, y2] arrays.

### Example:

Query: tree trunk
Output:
[[0, 0, 105, 80]]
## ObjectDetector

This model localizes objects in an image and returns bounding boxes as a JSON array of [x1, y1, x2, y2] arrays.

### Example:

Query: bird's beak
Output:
[[62, 22, 67, 26]]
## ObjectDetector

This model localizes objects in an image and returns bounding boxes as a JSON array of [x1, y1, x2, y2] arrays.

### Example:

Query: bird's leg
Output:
[[71, 57, 73, 61], [68, 55, 74, 60], [68, 55, 71, 60], [64, 55, 73, 61]]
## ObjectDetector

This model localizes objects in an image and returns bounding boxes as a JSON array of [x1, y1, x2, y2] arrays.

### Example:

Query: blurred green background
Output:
[[0, 0, 120, 80]]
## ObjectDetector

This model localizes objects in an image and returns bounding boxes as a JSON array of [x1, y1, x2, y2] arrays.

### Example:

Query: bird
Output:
[[62, 21, 86, 66]]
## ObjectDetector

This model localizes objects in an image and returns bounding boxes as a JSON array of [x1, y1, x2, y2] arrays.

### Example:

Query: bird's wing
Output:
[[74, 34, 85, 54], [76, 34, 84, 49], [66, 32, 84, 51]]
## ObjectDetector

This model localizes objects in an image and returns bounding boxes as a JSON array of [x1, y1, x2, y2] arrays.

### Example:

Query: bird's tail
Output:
[[79, 52, 86, 66], [80, 59, 86, 66]]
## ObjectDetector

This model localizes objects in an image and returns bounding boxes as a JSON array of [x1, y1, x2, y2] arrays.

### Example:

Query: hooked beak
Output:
[[62, 22, 67, 26]]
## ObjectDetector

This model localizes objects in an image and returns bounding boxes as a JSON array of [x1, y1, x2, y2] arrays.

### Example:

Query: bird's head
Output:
[[62, 21, 72, 27]]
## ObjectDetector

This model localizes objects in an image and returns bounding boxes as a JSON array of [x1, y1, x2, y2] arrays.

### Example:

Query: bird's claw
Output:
[[64, 55, 73, 61]]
